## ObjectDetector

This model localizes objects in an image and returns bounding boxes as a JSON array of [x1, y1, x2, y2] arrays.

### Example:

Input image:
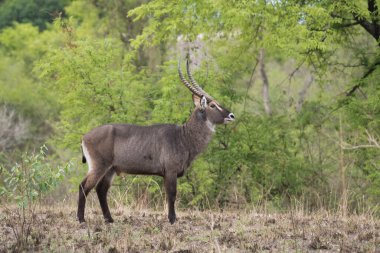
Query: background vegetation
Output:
[[0, 0, 379, 216]]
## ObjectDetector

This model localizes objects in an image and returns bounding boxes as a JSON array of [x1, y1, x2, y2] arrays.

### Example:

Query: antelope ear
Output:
[[192, 94, 207, 110], [192, 94, 201, 108]]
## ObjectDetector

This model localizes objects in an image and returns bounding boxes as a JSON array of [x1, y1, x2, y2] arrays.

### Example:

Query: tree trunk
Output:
[[339, 115, 348, 217], [259, 48, 272, 115]]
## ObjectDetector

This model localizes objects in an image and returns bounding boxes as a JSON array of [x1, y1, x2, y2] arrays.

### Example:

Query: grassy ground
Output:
[[1, 204, 379, 252]]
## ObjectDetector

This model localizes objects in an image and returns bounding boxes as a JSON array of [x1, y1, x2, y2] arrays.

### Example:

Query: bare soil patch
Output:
[[1, 206, 379, 252]]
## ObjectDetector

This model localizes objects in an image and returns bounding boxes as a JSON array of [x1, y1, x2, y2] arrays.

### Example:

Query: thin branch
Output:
[[345, 60, 380, 96], [366, 129, 380, 147], [342, 129, 380, 150], [296, 75, 314, 112], [242, 59, 259, 113], [329, 62, 366, 68], [368, 0, 378, 19], [320, 128, 380, 151], [353, 15, 377, 38], [335, 21, 361, 28], [342, 144, 379, 150], [276, 59, 306, 87], [350, 0, 380, 41]]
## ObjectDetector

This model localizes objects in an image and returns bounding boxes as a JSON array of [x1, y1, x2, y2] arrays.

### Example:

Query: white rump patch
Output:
[[82, 141, 94, 172], [206, 120, 215, 132], [109, 172, 115, 184]]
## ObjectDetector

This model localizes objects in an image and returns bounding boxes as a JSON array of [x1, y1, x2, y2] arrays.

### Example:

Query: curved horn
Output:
[[178, 60, 205, 98], [186, 59, 214, 101]]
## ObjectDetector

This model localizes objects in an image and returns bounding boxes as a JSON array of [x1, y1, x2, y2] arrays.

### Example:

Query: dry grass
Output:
[[1, 203, 379, 253]]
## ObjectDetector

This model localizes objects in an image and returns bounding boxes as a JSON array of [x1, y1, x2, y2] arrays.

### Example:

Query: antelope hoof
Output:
[[105, 217, 114, 223], [168, 213, 176, 224], [78, 218, 86, 223]]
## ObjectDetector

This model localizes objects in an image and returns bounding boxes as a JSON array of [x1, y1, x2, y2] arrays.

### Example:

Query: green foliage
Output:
[[344, 67, 380, 205], [0, 23, 60, 118], [0, 145, 72, 207], [0, 23, 61, 166], [0, 0, 69, 31], [125, 0, 380, 212], [0, 145, 72, 251], [38, 30, 155, 148], [0, 0, 379, 214]]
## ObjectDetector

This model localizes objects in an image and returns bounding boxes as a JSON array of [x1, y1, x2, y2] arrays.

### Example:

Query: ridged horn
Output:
[[178, 60, 206, 98], [186, 59, 213, 102]]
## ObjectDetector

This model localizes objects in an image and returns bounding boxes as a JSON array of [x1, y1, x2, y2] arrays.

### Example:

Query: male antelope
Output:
[[78, 60, 235, 224]]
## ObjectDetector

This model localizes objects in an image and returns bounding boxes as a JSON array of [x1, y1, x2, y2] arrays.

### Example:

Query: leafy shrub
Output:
[[0, 145, 72, 250], [0, 145, 71, 205]]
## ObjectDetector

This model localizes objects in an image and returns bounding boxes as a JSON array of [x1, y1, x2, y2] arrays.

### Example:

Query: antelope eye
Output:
[[210, 104, 216, 109]]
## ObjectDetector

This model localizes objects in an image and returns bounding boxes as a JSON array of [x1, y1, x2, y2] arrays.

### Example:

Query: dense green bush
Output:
[[0, 0, 379, 215], [0, 0, 69, 31]]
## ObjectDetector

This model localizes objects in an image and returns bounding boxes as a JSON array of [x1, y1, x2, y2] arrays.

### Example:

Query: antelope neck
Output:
[[181, 109, 214, 155]]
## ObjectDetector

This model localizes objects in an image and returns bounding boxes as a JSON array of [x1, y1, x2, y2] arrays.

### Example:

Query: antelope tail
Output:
[[81, 145, 87, 164]]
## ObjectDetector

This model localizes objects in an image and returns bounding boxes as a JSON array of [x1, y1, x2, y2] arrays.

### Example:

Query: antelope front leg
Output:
[[164, 173, 177, 224]]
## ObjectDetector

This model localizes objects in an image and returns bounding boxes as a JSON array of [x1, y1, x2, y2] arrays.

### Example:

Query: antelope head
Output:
[[178, 60, 235, 126]]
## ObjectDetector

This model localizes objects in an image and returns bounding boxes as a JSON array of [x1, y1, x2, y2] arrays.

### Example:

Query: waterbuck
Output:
[[77, 60, 235, 224]]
